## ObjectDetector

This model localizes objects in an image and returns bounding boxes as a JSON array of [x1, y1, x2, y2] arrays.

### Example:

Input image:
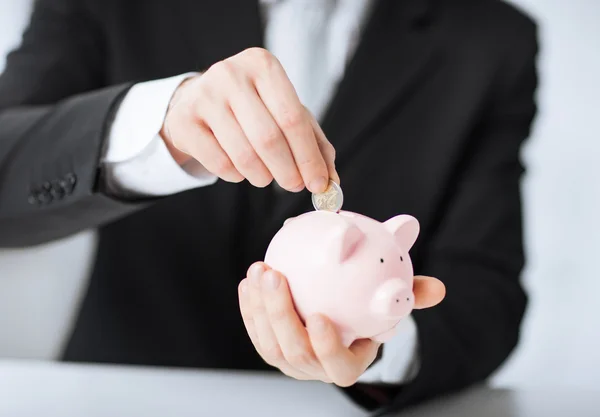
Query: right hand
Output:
[[160, 47, 339, 194]]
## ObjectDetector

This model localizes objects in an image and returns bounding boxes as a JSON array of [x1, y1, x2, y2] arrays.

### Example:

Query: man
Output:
[[0, 0, 537, 412]]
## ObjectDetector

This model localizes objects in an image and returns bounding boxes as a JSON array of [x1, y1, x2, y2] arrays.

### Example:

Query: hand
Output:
[[160, 47, 339, 194], [238, 262, 445, 387]]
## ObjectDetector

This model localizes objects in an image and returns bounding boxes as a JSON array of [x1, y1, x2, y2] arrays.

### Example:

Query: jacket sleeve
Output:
[[0, 0, 148, 248], [384, 19, 539, 412]]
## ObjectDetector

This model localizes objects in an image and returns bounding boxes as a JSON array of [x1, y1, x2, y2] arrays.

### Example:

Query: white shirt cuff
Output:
[[357, 315, 420, 384], [102, 72, 218, 197]]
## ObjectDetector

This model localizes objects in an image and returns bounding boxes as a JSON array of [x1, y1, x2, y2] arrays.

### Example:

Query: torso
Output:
[[62, 0, 532, 371]]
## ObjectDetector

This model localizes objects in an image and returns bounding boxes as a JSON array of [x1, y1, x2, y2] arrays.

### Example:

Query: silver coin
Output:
[[311, 180, 344, 212]]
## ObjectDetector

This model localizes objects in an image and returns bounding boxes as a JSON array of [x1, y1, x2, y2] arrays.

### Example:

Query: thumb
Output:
[[413, 275, 446, 309]]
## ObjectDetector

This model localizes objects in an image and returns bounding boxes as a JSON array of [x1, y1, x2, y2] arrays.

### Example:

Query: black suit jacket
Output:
[[0, 0, 538, 412]]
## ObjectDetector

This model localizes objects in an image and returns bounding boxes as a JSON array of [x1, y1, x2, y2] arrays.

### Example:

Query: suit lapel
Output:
[[321, 0, 439, 161], [267, 0, 441, 230], [172, 0, 264, 68]]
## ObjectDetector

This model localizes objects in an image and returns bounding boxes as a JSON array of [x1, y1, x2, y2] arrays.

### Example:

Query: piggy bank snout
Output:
[[370, 279, 414, 319]]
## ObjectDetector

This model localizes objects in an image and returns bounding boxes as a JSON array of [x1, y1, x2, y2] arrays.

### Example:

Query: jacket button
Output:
[[28, 186, 44, 206], [40, 182, 55, 204], [50, 180, 65, 200], [63, 173, 77, 195], [37, 190, 53, 205], [28, 194, 39, 205]]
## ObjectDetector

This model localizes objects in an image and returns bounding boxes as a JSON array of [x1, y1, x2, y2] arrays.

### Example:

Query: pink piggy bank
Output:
[[264, 210, 419, 347]]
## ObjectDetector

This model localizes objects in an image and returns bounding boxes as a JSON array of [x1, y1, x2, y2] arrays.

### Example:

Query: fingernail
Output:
[[292, 184, 305, 193], [249, 264, 264, 284], [309, 176, 328, 193], [308, 315, 327, 333], [262, 270, 280, 290], [332, 171, 341, 186]]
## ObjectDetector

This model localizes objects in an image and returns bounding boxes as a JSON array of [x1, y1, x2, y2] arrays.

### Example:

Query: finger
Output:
[[260, 269, 326, 378], [238, 278, 262, 353], [306, 109, 340, 185], [348, 339, 381, 368], [203, 103, 273, 187], [248, 54, 329, 193], [229, 84, 304, 192], [260, 91, 329, 194], [306, 314, 366, 387], [245, 264, 284, 362], [413, 275, 446, 309], [246, 263, 312, 380], [240, 276, 312, 381], [168, 108, 243, 183]]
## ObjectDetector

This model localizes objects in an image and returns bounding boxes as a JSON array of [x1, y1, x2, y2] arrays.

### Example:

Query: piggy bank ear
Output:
[[330, 222, 365, 262], [383, 215, 420, 250]]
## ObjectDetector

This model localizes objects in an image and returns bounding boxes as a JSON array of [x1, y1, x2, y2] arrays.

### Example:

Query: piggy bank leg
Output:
[[371, 326, 398, 343]]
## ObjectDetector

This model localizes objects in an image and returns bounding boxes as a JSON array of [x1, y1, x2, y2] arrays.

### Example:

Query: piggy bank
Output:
[[264, 210, 419, 347]]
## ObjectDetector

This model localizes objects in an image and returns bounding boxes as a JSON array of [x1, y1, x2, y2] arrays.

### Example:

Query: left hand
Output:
[[238, 262, 445, 387]]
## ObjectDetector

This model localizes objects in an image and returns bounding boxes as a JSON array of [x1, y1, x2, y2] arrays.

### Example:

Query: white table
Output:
[[382, 386, 600, 417], [2, 360, 599, 417], [0, 360, 366, 417]]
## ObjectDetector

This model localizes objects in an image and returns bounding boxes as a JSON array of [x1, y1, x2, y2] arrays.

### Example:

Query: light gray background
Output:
[[0, 0, 599, 390]]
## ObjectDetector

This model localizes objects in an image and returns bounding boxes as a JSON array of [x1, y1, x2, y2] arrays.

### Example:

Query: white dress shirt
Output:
[[101, 0, 419, 384]]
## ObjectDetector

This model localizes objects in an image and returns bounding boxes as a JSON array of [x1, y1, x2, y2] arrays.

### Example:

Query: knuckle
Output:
[[169, 95, 195, 121], [333, 375, 357, 388], [279, 178, 304, 192], [193, 84, 220, 113], [279, 368, 304, 380], [257, 128, 283, 151], [263, 344, 285, 365], [243, 47, 269, 59], [279, 368, 295, 378], [219, 58, 248, 86], [243, 47, 276, 69], [233, 149, 260, 171], [294, 154, 320, 170], [229, 175, 245, 183], [249, 297, 265, 313], [205, 61, 242, 92], [208, 60, 232, 77], [315, 342, 338, 361], [325, 141, 336, 159], [278, 108, 304, 131], [249, 176, 273, 188], [212, 155, 235, 176], [286, 352, 313, 368], [268, 305, 288, 324]]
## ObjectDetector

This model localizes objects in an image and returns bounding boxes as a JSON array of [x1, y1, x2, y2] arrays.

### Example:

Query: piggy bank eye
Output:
[[400, 256, 404, 262], [380, 258, 384, 263]]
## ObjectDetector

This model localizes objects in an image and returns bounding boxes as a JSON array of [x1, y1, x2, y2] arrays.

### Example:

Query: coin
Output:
[[311, 180, 343, 212]]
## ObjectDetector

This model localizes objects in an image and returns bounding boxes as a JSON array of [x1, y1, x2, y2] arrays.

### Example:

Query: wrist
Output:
[[160, 75, 197, 166], [160, 126, 192, 166]]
